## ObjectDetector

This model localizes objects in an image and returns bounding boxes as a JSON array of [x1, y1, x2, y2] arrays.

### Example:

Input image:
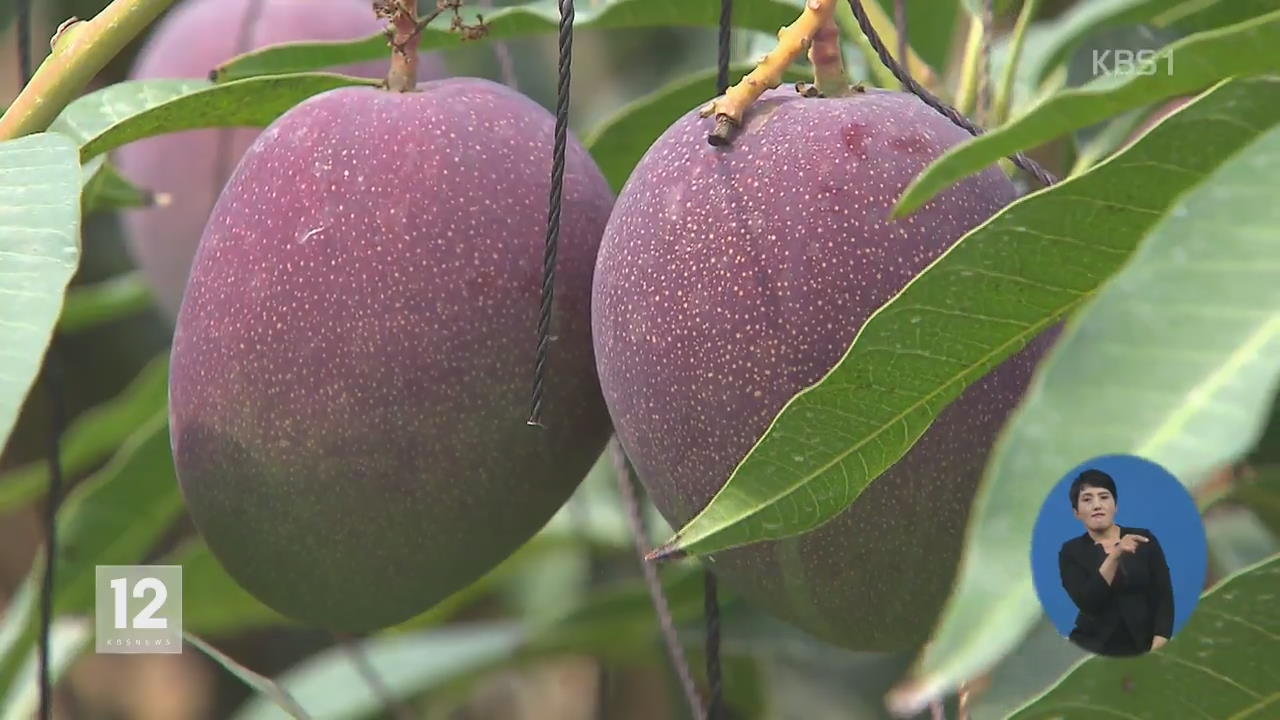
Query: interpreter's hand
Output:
[[1151, 635, 1169, 651], [1108, 534, 1149, 556]]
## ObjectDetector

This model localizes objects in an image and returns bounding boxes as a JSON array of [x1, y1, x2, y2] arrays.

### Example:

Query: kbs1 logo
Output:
[[1092, 49, 1172, 78], [95, 565, 183, 654]]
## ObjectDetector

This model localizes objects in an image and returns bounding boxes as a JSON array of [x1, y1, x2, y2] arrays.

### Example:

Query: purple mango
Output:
[[118, 0, 447, 318], [169, 77, 615, 631], [591, 88, 1056, 651]]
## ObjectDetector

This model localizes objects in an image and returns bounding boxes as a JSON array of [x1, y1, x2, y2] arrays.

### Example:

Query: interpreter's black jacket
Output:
[[1058, 526, 1175, 656]]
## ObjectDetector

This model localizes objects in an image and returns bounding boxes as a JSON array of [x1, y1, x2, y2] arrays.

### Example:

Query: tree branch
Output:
[[0, 0, 178, 140]]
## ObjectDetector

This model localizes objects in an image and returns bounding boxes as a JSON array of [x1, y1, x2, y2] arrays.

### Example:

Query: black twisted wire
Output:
[[846, 0, 1057, 188], [38, 354, 64, 720], [611, 441, 706, 720], [717, 0, 733, 95], [17, 0, 32, 87], [703, 5, 732, 719], [528, 0, 575, 427], [703, 568, 724, 720]]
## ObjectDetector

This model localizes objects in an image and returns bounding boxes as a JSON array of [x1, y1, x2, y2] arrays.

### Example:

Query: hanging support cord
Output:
[[699, 5, 733, 719], [846, 0, 1057, 188], [18, 3, 67, 719], [717, 0, 733, 95], [612, 441, 707, 720], [528, 0, 575, 427]]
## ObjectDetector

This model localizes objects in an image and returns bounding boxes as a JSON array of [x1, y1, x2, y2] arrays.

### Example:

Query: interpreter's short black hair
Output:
[[1070, 469, 1118, 510]]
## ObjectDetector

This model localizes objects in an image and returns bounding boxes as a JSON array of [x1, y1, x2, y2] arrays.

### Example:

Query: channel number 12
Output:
[[110, 577, 169, 630]]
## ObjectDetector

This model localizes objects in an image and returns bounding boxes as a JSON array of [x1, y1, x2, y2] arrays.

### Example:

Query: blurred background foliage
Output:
[[1, 0, 1277, 718]]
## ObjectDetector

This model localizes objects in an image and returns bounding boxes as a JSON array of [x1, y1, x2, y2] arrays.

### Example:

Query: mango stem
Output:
[[700, 0, 839, 146], [375, 0, 420, 92]]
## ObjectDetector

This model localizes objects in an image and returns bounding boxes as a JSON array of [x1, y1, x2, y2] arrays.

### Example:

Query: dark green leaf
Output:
[[1165, 0, 1280, 34], [1022, 0, 1174, 86], [1009, 554, 1280, 719], [0, 352, 169, 513], [0, 415, 180, 699], [232, 565, 707, 720], [58, 272, 155, 333], [0, 132, 82, 453], [900, 83, 1280, 712], [1246, 391, 1280, 465], [49, 78, 209, 144], [895, 10, 1280, 217], [1226, 465, 1280, 539], [1205, 505, 1278, 580], [82, 161, 155, 215], [213, 0, 806, 82], [659, 76, 1280, 559], [872, 0, 960, 70], [231, 623, 521, 720], [960, 0, 1017, 16], [69, 75, 379, 162], [524, 564, 708, 660], [971, 620, 1089, 720], [584, 63, 809, 194]]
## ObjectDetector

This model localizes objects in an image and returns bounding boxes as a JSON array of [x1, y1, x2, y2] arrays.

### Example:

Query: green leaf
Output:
[[1163, 0, 1280, 35], [1021, 0, 1174, 87], [971, 619, 1089, 720], [188, 633, 312, 720], [1205, 504, 1278, 580], [897, 85, 1280, 714], [49, 78, 209, 144], [49, 74, 380, 163], [1023, 0, 1279, 96], [960, 0, 1017, 16], [523, 564, 709, 660], [0, 352, 169, 514], [232, 566, 707, 719], [872, 0, 960, 71], [1246, 391, 1280, 465], [656, 75, 1280, 559], [894, 10, 1280, 218], [213, 0, 806, 82], [1225, 465, 1280, 539], [231, 624, 521, 720], [1008, 553, 1280, 719], [82, 161, 155, 215], [0, 414, 181, 699], [0, 132, 82, 453], [58, 272, 155, 333], [584, 63, 809, 194]]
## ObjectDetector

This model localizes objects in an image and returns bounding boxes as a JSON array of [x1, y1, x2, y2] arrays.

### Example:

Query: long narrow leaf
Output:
[[0, 133, 82, 452], [1008, 554, 1280, 719], [894, 10, 1280, 218], [895, 89, 1280, 714], [213, 0, 806, 82]]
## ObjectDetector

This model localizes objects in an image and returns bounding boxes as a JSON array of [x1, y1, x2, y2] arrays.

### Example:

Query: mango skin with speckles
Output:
[[118, 0, 448, 319], [169, 78, 615, 632], [592, 88, 1056, 651]]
